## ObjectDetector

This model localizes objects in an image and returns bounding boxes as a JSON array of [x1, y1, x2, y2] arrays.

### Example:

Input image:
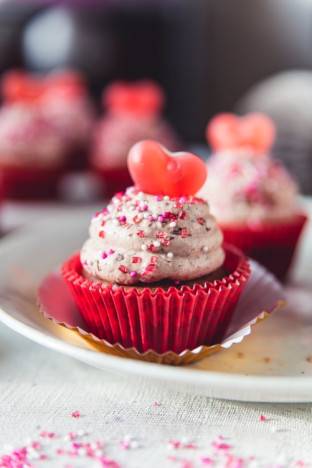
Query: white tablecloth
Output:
[[0, 203, 311, 467]]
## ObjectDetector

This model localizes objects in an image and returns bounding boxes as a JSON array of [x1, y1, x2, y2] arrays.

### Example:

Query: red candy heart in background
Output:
[[207, 113, 275, 154], [2, 70, 44, 103], [2, 70, 86, 104], [128, 140, 207, 197], [104, 81, 164, 117]]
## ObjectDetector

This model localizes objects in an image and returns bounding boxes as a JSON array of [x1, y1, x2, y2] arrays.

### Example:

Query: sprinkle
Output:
[[202, 246, 209, 253], [167, 252, 174, 260], [116, 253, 124, 261], [99, 231, 105, 238], [179, 196, 187, 204], [181, 228, 190, 238], [259, 415, 267, 422], [102, 252, 108, 259], [158, 215, 164, 223], [119, 265, 128, 274], [156, 195, 163, 201], [130, 271, 138, 278], [150, 256, 158, 264], [71, 411, 81, 419], [197, 217, 205, 225], [141, 244, 148, 251], [137, 230, 145, 238], [132, 256, 142, 264], [163, 195, 170, 201], [117, 215, 127, 224], [153, 240, 161, 248], [169, 221, 177, 228], [108, 249, 115, 255], [133, 215, 142, 224]]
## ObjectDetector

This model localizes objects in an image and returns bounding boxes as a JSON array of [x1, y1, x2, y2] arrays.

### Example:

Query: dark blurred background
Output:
[[2, 0, 312, 194], [0, 0, 310, 142]]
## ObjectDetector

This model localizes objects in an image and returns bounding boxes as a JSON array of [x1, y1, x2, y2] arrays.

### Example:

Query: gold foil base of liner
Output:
[[50, 305, 284, 366]]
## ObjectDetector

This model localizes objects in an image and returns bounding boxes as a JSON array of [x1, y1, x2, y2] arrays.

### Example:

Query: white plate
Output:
[[0, 202, 312, 403]]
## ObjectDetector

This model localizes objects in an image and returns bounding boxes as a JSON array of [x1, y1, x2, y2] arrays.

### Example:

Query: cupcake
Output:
[[62, 140, 250, 356], [0, 103, 67, 199], [200, 112, 307, 281], [91, 80, 180, 197], [2, 69, 95, 171]]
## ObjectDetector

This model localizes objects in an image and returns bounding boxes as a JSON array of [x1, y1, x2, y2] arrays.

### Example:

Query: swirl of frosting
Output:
[[81, 187, 225, 285], [0, 104, 66, 168], [198, 150, 299, 225]]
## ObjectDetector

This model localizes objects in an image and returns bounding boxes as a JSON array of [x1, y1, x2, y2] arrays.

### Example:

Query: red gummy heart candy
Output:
[[207, 112, 275, 154], [128, 140, 207, 197], [45, 71, 86, 100], [2, 70, 43, 103], [104, 81, 164, 116]]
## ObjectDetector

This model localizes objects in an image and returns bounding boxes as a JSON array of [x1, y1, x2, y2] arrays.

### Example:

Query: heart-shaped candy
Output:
[[1, 70, 43, 103], [128, 140, 207, 197], [104, 81, 164, 116], [207, 113, 275, 154]]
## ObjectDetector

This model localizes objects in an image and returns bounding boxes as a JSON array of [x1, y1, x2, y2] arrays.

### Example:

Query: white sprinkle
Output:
[[167, 252, 174, 260], [169, 221, 177, 228], [141, 244, 148, 251], [202, 246, 209, 253], [143, 212, 150, 219], [153, 241, 161, 248], [138, 192, 144, 199], [163, 195, 170, 201]]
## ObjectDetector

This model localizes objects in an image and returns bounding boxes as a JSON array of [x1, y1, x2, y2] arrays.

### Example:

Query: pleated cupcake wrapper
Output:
[[0, 165, 64, 200], [221, 213, 308, 281], [59, 246, 250, 355], [38, 257, 285, 365], [43, 308, 278, 365]]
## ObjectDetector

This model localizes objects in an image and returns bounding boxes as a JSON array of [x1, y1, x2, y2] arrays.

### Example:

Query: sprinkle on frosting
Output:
[[198, 150, 299, 225], [81, 186, 224, 285]]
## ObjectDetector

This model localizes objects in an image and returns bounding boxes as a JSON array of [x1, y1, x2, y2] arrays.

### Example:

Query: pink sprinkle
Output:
[[71, 410, 81, 418], [130, 271, 138, 278], [169, 439, 182, 449], [119, 265, 128, 274], [212, 442, 232, 451], [39, 454, 48, 460], [40, 430, 56, 439], [259, 415, 267, 422], [108, 249, 115, 255], [102, 252, 108, 259], [200, 456, 214, 465], [156, 195, 163, 201], [158, 215, 164, 223], [132, 256, 142, 264]]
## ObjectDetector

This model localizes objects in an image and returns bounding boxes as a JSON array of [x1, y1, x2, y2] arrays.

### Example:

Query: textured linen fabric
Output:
[[0, 324, 311, 467]]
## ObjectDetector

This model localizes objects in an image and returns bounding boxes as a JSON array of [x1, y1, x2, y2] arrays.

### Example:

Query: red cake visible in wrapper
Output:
[[0, 166, 64, 200], [221, 214, 307, 281], [61, 245, 250, 354]]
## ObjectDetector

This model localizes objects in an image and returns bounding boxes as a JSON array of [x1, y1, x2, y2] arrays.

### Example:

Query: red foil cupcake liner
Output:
[[93, 166, 133, 198], [60, 245, 250, 354], [221, 214, 307, 281], [0, 165, 64, 200], [38, 257, 283, 365]]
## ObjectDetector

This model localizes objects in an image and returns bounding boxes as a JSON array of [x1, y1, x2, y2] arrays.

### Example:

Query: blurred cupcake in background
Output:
[[91, 80, 180, 197], [2, 69, 95, 171], [0, 102, 67, 200], [199, 112, 307, 281]]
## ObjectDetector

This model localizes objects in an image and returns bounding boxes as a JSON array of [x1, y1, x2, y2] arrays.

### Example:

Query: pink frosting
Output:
[[41, 96, 95, 149], [81, 187, 224, 285], [198, 149, 299, 225], [0, 104, 67, 168], [91, 114, 178, 170]]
